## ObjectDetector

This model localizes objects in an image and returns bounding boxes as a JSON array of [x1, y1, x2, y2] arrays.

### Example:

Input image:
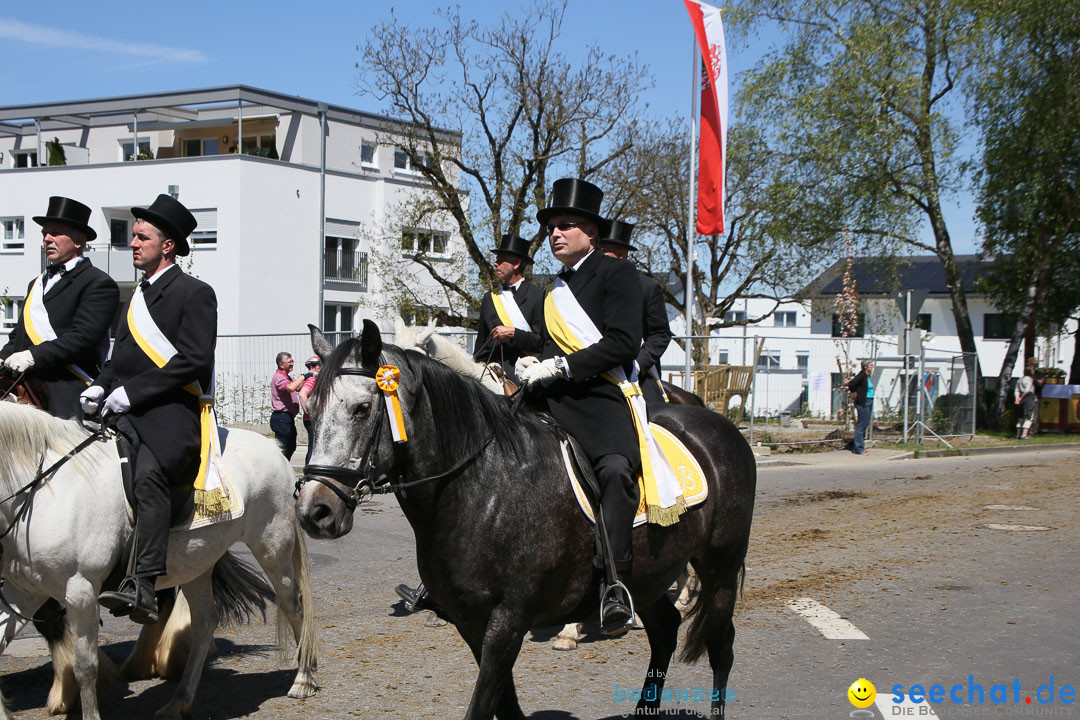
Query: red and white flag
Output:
[[684, 0, 728, 235]]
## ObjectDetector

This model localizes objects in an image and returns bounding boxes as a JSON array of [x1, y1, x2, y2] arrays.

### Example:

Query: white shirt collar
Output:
[[570, 249, 595, 272], [143, 263, 178, 286]]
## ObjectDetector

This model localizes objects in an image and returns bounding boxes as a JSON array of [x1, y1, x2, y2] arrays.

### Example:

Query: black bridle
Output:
[[296, 363, 495, 513]]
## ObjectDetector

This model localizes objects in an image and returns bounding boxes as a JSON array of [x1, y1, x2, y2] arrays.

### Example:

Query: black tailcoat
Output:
[[94, 266, 217, 476], [0, 259, 119, 418], [638, 275, 673, 405], [539, 251, 643, 464], [472, 279, 544, 374]]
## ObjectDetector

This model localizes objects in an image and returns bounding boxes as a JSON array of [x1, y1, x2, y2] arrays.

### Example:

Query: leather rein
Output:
[[296, 364, 495, 513]]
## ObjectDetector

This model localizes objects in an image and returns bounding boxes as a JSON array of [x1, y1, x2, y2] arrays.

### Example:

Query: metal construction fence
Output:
[[212, 330, 976, 445]]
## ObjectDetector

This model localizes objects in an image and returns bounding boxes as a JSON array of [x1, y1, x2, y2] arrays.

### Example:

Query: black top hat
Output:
[[492, 234, 534, 264], [132, 194, 197, 256], [597, 218, 637, 252], [536, 178, 604, 226], [33, 196, 97, 242]]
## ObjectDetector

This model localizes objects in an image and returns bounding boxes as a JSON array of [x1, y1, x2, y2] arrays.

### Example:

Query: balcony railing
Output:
[[324, 248, 368, 290]]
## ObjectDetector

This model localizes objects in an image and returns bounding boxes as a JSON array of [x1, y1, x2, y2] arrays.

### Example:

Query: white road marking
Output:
[[784, 597, 869, 639], [875, 694, 938, 717], [983, 523, 1051, 531], [983, 505, 1039, 511]]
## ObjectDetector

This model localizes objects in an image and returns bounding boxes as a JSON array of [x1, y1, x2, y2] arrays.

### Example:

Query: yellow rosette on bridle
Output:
[[376, 365, 408, 443]]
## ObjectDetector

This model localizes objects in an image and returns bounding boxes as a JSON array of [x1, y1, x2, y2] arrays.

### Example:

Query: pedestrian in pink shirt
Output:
[[270, 352, 304, 459]]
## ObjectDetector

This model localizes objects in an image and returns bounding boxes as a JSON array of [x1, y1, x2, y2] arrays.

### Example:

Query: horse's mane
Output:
[[312, 337, 550, 463], [0, 402, 103, 491]]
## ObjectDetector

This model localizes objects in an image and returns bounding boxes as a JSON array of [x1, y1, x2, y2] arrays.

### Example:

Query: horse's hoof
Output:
[[551, 637, 578, 651], [287, 680, 319, 699], [422, 610, 448, 627]]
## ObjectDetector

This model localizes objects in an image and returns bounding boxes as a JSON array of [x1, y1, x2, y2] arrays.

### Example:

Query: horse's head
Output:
[[296, 320, 416, 539]]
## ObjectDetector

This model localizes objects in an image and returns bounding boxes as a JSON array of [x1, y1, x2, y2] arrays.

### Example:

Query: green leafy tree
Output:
[[971, 0, 1080, 415], [46, 137, 66, 166], [729, 0, 985, 408]]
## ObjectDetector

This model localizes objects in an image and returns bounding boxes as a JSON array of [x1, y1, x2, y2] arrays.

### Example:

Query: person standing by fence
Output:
[[270, 352, 303, 459], [1015, 364, 1038, 439], [847, 359, 875, 455], [299, 355, 321, 463]]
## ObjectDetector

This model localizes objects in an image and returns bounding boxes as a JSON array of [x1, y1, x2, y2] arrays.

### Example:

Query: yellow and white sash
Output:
[[646, 364, 669, 402], [544, 278, 686, 526], [491, 289, 531, 332], [127, 285, 234, 519], [22, 274, 94, 385]]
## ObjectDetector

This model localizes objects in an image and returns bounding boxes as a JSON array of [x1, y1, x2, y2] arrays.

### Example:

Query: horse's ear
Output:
[[308, 324, 334, 361], [360, 319, 383, 367]]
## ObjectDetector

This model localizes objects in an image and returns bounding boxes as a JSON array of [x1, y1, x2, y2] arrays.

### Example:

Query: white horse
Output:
[[0, 402, 318, 720], [391, 321, 695, 650]]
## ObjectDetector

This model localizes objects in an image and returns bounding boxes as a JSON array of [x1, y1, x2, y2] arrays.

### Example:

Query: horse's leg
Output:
[[63, 581, 104, 720], [0, 605, 33, 720], [121, 589, 176, 681], [458, 609, 527, 720], [675, 563, 699, 613], [250, 521, 319, 698], [155, 572, 217, 720], [634, 596, 682, 714], [685, 558, 742, 719], [43, 611, 122, 715], [550, 622, 584, 651]]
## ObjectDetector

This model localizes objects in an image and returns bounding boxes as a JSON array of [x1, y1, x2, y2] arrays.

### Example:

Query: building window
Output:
[[323, 303, 355, 347], [916, 313, 932, 332], [121, 139, 152, 161], [1, 298, 21, 331], [393, 149, 433, 174], [797, 352, 809, 374], [361, 141, 377, 168], [831, 313, 864, 337], [183, 138, 219, 157], [241, 134, 278, 159], [716, 350, 729, 365], [401, 227, 449, 256], [109, 218, 130, 248], [188, 209, 218, 249], [724, 310, 746, 324], [1, 217, 25, 252], [757, 353, 782, 370], [774, 311, 797, 327], [984, 313, 1018, 339], [13, 150, 38, 168], [324, 236, 369, 289]]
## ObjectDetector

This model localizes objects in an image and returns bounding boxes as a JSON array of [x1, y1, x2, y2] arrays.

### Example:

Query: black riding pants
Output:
[[133, 444, 171, 579], [595, 453, 638, 576]]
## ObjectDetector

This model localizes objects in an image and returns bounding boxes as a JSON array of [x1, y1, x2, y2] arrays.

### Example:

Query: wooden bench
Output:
[[693, 364, 755, 425]]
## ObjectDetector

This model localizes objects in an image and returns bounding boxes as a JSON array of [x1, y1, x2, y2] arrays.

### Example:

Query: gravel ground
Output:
[[1, 449, 1076, 719]]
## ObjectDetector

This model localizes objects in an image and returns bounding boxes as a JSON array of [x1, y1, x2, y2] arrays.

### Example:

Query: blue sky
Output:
[[0, 0, 977, 251]]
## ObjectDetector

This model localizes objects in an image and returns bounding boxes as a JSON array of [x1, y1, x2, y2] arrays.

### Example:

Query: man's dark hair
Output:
[[276, 352, 292, 366]]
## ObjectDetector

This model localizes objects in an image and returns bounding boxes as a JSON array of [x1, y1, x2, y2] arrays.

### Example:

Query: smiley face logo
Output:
[[848, 678, 876, 708]]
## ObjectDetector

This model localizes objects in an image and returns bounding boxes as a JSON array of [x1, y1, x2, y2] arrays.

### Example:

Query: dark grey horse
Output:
[[296, 321, 755, 719]]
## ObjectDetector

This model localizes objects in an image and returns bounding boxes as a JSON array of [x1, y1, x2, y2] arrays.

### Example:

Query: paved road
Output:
[[2, 446, 1077, 719]]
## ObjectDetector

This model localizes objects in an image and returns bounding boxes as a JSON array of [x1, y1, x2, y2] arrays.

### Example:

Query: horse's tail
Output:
[[277, 519, 319, 674], [680, 560, 746, 664], [211, 550, 275, 626]]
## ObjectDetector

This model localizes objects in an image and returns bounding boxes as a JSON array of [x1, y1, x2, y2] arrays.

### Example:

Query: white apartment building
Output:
[[662, 256, 1075, 423], [0, 85, 462, 343]]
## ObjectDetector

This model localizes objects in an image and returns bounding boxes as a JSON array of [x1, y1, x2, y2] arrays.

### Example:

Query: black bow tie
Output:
[[559, 268, 575, 281], [503, 284, 517, 294], [45, 264, 66, 278], [139, 278, 151, 292]]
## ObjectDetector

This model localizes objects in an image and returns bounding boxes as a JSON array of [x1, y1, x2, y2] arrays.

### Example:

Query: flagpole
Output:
[[684, 33, 699, 392]]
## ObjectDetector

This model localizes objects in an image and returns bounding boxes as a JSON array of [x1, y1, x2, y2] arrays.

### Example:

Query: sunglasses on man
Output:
[[545, 221, 587, 235]]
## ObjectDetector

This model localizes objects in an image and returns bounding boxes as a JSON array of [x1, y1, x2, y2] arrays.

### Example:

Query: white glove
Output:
[[3, 350, 35, 373], [103, 386, 131, 416], [79, 385, 105, 416], [515, 355, 540, 379], [519, 357, 565, 388]]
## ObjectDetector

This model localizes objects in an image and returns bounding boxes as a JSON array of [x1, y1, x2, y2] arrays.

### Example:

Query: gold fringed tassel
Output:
[[647, 495, 688, 527], [195, 488, 230, 517]]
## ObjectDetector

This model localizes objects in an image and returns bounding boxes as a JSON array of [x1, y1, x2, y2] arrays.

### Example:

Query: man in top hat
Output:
[[79, 193, 217, 624], [472, 234, 544, 383], [516, 177, 646, 635], [597, 219, 673, 405], [1, 196, 119, 418]]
